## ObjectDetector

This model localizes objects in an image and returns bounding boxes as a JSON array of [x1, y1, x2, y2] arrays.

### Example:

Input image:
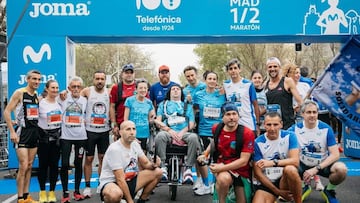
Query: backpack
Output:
[[212, 122, 244, 163], [115, 81, 124, 110], [212, 122, 254, 203]]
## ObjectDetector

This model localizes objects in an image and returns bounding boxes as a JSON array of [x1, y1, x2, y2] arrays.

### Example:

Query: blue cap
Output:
[[122, 64, 134, 72], [221, 102, 239, 116]]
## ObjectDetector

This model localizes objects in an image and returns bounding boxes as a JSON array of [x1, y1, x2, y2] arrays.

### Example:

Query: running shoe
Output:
[[83, 187, 92, 198], [194, 185, 211, 196], [193, 178, 203, 190], [302, 184, 312, 201], [48, 191, 57, 203], [182, 168, 193, 184], [73, 192, 85, 201], [321, 185, 339, 203], [39, 191, 47, 203]]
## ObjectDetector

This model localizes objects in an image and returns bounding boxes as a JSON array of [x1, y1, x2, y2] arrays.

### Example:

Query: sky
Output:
[[139, 44, 198, 84]]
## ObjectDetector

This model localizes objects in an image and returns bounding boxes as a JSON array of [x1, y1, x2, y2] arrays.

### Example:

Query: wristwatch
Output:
[[316, 164, 322, 170], [273, 159, 279, 167]]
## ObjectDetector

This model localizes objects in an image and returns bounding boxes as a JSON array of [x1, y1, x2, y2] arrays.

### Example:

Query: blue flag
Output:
[[312, 37, 360, 134]]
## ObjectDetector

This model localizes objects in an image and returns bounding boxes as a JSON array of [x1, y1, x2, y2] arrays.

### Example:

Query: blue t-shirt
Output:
[[157, 100, 194, 132], [183, 82, 206, 104], [300, 76, 314, 87], [254, 130, 299, 162], [124, 95, 154, 138], [193, 89, 226, 136], [149, 81, 178, 106]]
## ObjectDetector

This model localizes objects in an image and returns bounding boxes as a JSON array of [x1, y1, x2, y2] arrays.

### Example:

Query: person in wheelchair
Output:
[[154, 84, 201, 184], [198, 102, 255, 203]]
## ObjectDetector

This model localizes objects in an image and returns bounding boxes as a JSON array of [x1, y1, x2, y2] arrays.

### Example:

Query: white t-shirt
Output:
[[99, 140, 145, 189]]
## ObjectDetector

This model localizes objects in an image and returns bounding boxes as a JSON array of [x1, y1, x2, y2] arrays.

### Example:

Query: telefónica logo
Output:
[[136, 0, 181, 10], [29, 2, 90, 18]]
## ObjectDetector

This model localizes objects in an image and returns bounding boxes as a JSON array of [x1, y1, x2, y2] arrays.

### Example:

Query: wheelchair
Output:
[[164, 143, 188, 201], [148, 122, 202, 201]]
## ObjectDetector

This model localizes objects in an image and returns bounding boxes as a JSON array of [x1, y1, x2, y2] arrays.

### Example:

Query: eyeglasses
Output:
[[268, 65, 278, 68], [71, 85, 81, 89]]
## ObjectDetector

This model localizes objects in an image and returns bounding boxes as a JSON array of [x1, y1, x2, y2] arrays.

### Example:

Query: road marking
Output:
[[2, 194, 17, 203]]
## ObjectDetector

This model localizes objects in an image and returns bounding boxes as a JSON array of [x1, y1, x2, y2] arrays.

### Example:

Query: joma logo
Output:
[[29, 2, 90, 18]]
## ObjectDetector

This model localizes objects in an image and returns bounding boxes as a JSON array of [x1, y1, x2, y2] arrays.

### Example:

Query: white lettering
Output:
[[136, 15, 182, 24], [29, 2, 90, 18], [230, 24, 261, 30], [23, 44, 51, 64], [230, 0, 260, 7], [346, 139, 360, 150], [18, 74, 56, 85]]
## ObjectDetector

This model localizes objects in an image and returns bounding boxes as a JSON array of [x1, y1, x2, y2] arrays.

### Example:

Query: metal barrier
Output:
[[0, 123, 8, 169]]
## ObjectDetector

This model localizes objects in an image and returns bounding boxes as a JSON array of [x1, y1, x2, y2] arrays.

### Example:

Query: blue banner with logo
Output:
[[312, 37, 360, 134], [8, 0, 360, 41]]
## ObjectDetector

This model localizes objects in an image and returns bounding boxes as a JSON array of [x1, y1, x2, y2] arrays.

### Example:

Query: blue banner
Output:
[[7, 0, 360, 42], [312, 37, 360, 133]]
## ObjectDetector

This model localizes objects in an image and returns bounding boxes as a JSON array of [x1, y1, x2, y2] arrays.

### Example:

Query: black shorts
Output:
[[230, 172, 244, 187], [85, 130, 110, 156], [16, 127, 39, 148], [299, 162, 332, 178], [255, 179, 280, 197], [200, 136, 212, 150], [100, 176, 138, 201], [137, 138, 147, 151]]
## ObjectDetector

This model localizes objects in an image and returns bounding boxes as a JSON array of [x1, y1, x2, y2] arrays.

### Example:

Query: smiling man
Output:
[[288, 100, 347, 203]]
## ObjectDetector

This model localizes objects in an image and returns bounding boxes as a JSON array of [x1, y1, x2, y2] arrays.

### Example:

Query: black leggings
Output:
[[60, 139, 86, 192], [37, 140, 60, 191]]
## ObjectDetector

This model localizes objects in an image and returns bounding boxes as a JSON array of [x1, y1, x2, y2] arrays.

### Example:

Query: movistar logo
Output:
[[29, 2, 91, 18]]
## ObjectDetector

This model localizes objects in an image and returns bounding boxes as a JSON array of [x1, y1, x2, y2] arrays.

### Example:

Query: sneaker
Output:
[[301, 184, 312, 201], [315, 180, 325, 191], [194, 185, 211, 196], [61, 196, 71, 203], [161, 167, 168, 182], [39, 191, 48, 203], [321, 185, 339, 203], [25, 195, 39, 203], [73, 192, 85, 201], [83, 187, 92, 198], [48, 191, 57, 203], [182, 168, 193, 184], [193, 178, 203, 190]]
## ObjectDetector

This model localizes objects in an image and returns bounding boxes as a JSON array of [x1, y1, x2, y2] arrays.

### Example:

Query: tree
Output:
[[76, 44, 156, 86], [193, 43, 341, 83]]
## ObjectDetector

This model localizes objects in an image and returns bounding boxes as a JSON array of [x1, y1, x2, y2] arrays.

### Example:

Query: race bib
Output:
[[300, 152, 325, 167], [167, 116, 186, 126], [90, 113, 106, 128], [26, 104, 39, 120], [264, 167, 283, 182], [47, 110, 62, 128], [203, 107, 220, 118], [65, 112, 81, 127]]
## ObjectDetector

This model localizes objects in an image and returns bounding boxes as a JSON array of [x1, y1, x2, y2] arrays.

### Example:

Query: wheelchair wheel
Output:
[[169, 184, 177, 200]]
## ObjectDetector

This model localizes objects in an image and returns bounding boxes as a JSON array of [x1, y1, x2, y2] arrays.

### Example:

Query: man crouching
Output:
[[99, 121, 162, 203]]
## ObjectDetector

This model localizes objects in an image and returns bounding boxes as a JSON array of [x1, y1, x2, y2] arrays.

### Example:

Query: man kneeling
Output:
[[98, 121, 162, 203]]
